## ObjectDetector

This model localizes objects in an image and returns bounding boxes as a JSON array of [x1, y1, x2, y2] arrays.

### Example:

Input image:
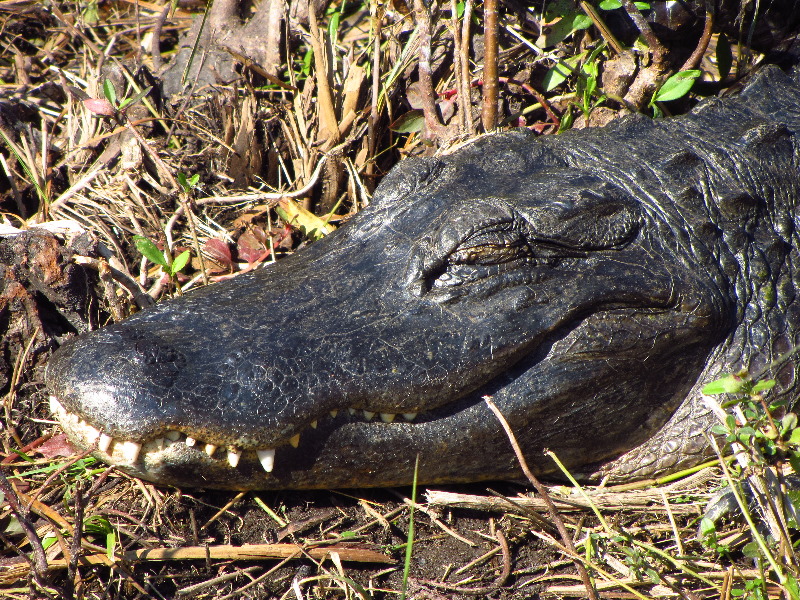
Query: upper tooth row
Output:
[[53, 397, 419, 473]]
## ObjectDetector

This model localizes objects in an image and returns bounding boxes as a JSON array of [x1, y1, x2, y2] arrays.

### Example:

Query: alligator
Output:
[[46, 65, 800, 490]]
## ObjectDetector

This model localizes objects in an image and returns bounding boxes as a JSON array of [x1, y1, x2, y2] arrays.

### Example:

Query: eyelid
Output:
[[450, 228, 531, 265]]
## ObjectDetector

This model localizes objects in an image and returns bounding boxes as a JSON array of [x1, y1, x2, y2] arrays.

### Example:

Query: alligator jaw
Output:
[[50, 394, 423, 474]]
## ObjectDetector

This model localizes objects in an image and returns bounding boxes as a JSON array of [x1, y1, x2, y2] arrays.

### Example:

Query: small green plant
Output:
[[597, 0, 651, 9], [701, 369, 800, 600], [134, 235, 191, 292], [400, 455, 420, 600], [83, 79, 151, 120], [83, 515, 117, 560], [177, 172, 200, 196], [576, 43, 607, 118], [650, 70, 702, 117]]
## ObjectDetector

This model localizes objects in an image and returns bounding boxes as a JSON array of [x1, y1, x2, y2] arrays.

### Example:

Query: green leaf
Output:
[[598, 0, 650, 8], [103, 79, 117, 106], [119, 85, 152, 110], [389, 110, 425, 133], [711, 424, 729, 436], [702, 374, 744, 395], [542, 54, 583, 92], [741, 541, 761, 558], [652, 70, 701, 103], [537, 13, 592, 48], [189, 173, 200, 186], [169, 250, 191, 275], [107, 529, 116, 560], [788, 428, 800, 446], [752, 379, 776, 393], [782, 412, 798, 434], [699, 517, 716, 536], [133, 235, 168, 268]]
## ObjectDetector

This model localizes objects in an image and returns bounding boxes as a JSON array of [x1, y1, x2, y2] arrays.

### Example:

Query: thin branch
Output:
[[619, 0, 667, 65], [461, 0, 475, 132], [484, 396, 599, 600], [680, 10, 714, 72], [0, 468, 49, 584], [481, 0, 499, 131], [414, 0, 443, 139]]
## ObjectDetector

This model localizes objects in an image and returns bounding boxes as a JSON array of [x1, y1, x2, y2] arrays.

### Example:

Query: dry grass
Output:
[[0, 1, 793, 598]]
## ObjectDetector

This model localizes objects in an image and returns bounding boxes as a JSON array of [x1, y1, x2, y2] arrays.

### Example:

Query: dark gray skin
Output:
[[46, 66, 800, 489]]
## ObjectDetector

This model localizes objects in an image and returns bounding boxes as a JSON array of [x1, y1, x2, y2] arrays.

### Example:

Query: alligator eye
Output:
[[449, 227, 532, 266], [428, 227, 534, 291]]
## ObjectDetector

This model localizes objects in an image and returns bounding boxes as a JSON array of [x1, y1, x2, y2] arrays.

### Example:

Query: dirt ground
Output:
[[1, 1, 798, 598]]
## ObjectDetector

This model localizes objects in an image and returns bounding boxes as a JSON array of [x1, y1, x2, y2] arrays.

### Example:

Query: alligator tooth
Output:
[[380, 413, 395, 423], [257, 449, 276, 472], [402, 413, 417, 421], [98, 433, 113, 452], [289, 434, 300, 448], [329, 410, 339, 418], [348, 408, 357, 416], [363, 411, 374, 421], [185, 437, 197, 447], [205, 444, 217, 456], [154, 438, 165, 450], [310, 420, 318, 429], [120, 440, 142, 463], [227, 449, 242, 468], [165, 431, 182, 442], [85, 424, 101, 444]]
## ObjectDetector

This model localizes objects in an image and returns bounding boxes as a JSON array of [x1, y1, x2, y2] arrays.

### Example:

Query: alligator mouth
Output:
[[50, 395, 421, 474]]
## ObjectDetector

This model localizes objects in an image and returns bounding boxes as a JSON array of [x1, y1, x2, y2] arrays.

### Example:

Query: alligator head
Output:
[[46, 128, 735, 489]]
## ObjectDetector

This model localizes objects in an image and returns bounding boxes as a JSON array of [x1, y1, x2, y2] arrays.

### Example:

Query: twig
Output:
[[0, 468, 49, 584], [425, 488, 702, 514], [150, 3, 170, 72], [579, 1, 626, 56], [484, 396, 599, 600], [367, 0, 382, 188], [307, 6, 340, 150], [42, 543, 393, 565], [498, 77, 559, 127], [73, 255, 154, 310], [480, 0, 499, 131], [618, 0, 667, 65], [176, 566, 261, 596], [389, 489, 478, 547], [461, 0, 475, 133], [414, 0, 443, 139], [680, 10, 714, 72], [450, 0, 466, 133], [66, 480, 85, 598]]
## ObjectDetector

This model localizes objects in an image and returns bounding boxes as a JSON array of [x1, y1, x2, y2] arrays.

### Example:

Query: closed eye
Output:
[[449, 226, 533, 266]]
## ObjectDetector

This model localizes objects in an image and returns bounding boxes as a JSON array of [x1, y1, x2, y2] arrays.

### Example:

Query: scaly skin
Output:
[[47, 66, 800, 489]]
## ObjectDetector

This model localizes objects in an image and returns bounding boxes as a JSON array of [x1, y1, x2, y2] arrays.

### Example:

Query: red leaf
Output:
[[237, 231, 267, 264], [203, 238, 233, 270], [36, 433, 78, 459], [83, 98, 116, 117]]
